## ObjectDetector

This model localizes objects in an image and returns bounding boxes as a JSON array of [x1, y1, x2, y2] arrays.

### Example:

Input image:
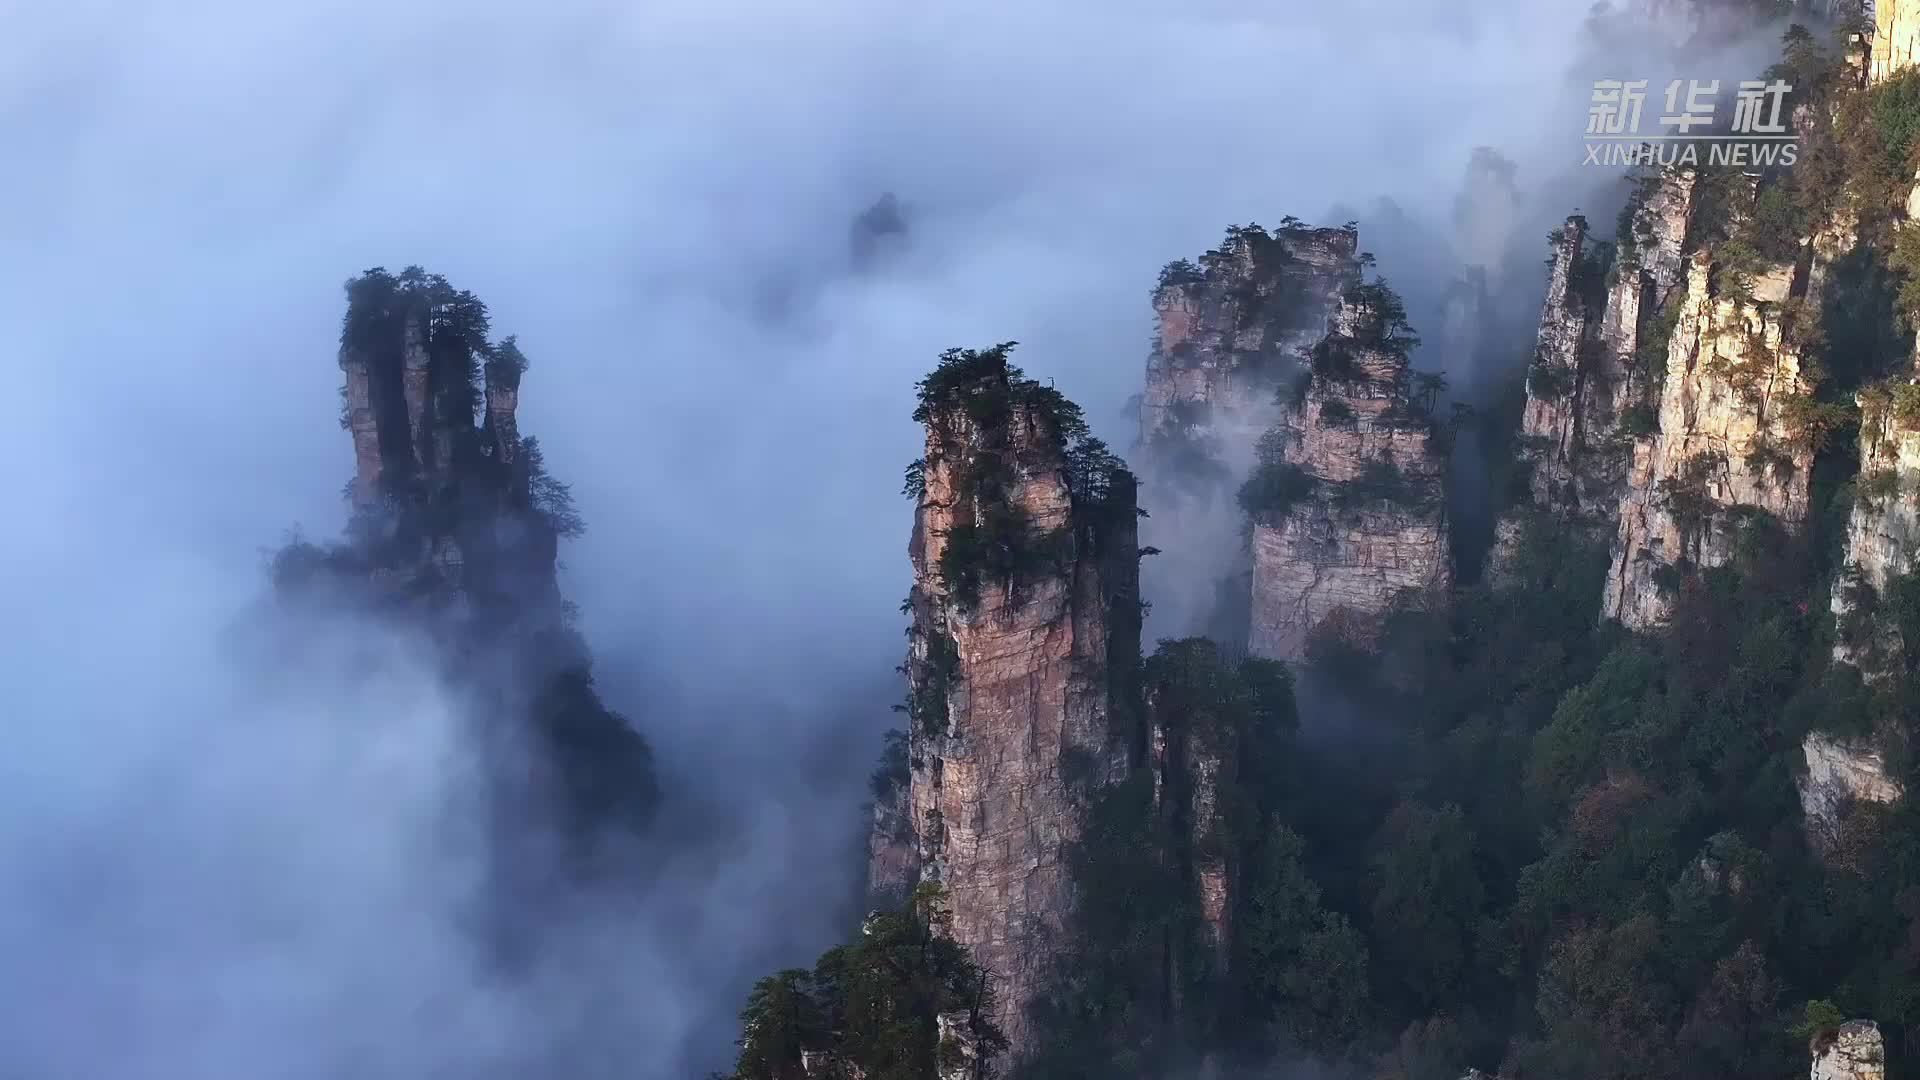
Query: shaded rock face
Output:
[[892, 359, 1140, 1055], [1138, 224, 1363, 636], [1147, 689, 1232, 972], [1876, 0, 1920, 83], [1831, 387, 1920, 669], [1141, 226, 1361, 456], [1601, 249, 1816, 628], [1800, 732, 1904, 846], [1488, 175, 1697, 583], [292, 267, 657, 847], [1812, 1020, 1887, 1080], [1248, 296, 1451, 661], [1516, 216, 1607, 515], [327, 270, 549, 607], [867, 734, 919, 908]]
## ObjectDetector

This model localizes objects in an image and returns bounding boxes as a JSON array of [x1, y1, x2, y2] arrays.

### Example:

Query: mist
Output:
[[0, 0, 1801, 1076]]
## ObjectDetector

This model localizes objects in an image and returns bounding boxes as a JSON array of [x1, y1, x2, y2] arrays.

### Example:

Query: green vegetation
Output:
[[720, 884, 1009, 1080], [292, 270, 658, 857], [1237, 429, 1317, 523], [1526, 351, 1574, 402], [899, 620, 961, 737], [734, 28, 1920, 1074], [1157, 259, 1205, 290], [1334, 458, 1433, 511], [911, 343, 1134, 611]]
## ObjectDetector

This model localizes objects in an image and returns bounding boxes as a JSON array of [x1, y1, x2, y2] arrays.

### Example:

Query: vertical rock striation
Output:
[[1140, 224, 1361, 456], [890, 345, 1140, 1055], [1830, 377, 1920, 669], [290, 266, 657, 844], [1137, 223, 1363, 636], [1515, 216, 1604, 515], [1875, 0, 1920, 84], [1247, 288, 1452, 661], [1144, 658, 1235, 978], [1600, 248, 1816, 628], [1493, 172, 1698, 575]]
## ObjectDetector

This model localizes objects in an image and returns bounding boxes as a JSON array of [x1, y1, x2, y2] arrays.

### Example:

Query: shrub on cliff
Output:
[[723, 884, 1007, 1080], [1238, 461, 1317, 523], [911, 343, 1133, 612]]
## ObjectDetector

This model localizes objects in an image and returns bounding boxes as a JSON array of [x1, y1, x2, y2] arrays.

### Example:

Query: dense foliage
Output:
[[721, 885, 1008, 1080], [288, 268, 659, 846], [728, 21, 1920, 1080], [909, 343, 1136, 611]]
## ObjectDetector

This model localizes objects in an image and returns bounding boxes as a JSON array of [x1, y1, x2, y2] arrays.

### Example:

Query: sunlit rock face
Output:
[[1829, 385, 1920, 670], [1876, 0, 1920, 83], [1812, 1020, 1887, 1080], [1800, 732, 1904, 849], [1247, 296, 1451, 661], [884, 353, 1140, 1056], [1600, 248, 1816, 629], [1136, 223, 1362, 635]]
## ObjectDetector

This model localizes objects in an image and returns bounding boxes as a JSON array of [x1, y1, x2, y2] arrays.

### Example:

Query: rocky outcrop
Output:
[[1515, 175, 1696, 520], [1140, 224, 1361, 463], [340, 346, 386, 506], [1247, 291, 1451, 661], [288, 267, 657, 840], [1800, 732, 1904, 845], [1147, 685, 1232, 974], [1489, 175, 1698, 580], [1812, 1020, 1887, 1080], [1515, 216, 1605, 515], [1876, 0, 1920, 83], [889, 346, 1140, 1055], [1601, 249, 1816, 628], [484, 339, 524, 469], [1137, 223, 1363, 636], [1831, 382, 1920, 669]]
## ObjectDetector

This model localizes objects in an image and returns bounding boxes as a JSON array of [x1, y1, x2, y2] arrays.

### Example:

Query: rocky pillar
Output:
[[486, 364, 521, 467], [1518, 216, 1592, 509], [1601, 249, 1813, 629], [895, 351, 1139, 1056], [338, 345, 384, 506], [1812, 1020, 1886, 1080], [1248, 296, 1452, 661], [402, 312, 431, 476]]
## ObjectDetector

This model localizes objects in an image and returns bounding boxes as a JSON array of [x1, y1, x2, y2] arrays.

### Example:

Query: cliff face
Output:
[[1601, 249, 1817, 628], [1495, 174, 1697, 579], [890, 346, 1140, 1054], [1813, 1021, 1888, 1080], [1246, 292, 1451, 661], [1800, 732, 1904, 846], [1141, 225, 1361, 461], [1515, 216, 1608, 516], [1145, 662, 1233, 977], [1137, 224, 1363, 634], [1830, 385, 1920, 668], [1876, 0, 1920, 83]]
